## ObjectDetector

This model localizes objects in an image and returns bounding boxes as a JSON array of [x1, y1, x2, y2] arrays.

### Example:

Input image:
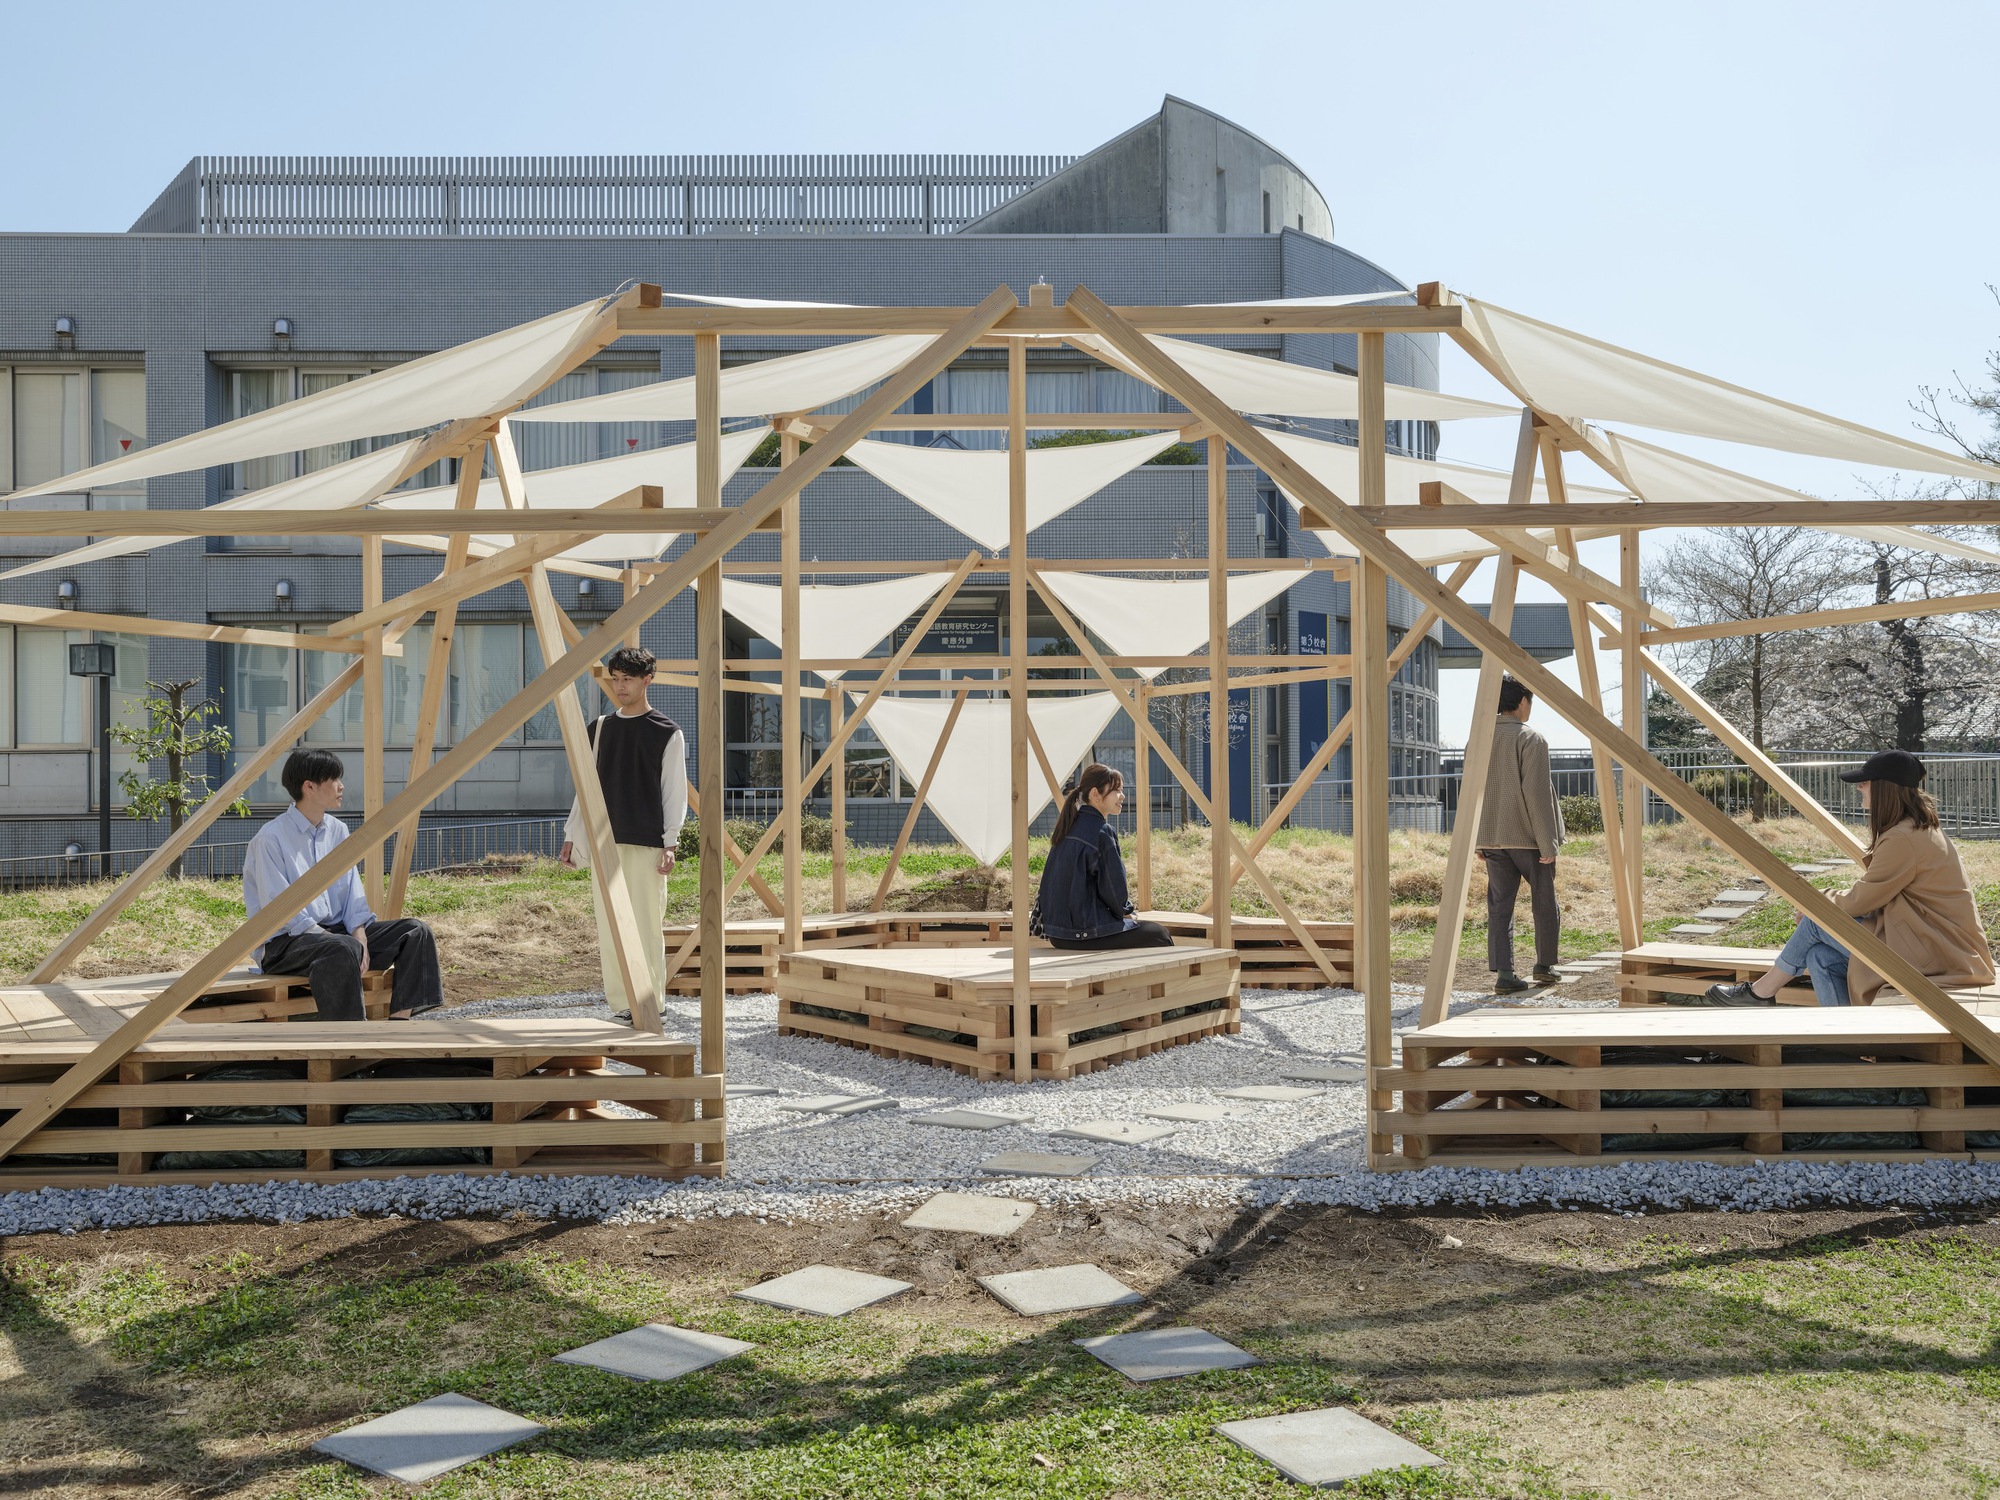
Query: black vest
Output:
[[591, 710, 680, 847]]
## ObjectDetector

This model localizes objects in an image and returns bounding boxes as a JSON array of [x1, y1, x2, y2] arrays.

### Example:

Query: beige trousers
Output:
[[587, 842, 669, 1011]]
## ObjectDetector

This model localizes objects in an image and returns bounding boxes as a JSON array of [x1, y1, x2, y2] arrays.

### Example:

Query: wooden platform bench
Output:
[[775, 944, 1241, 1081], [0, 1015, 721, 1189], [1143, 912, 1355, 990], [1, 968, 393, 1034], [1381, 1004, 2000, 1169], [1618, 942, 1816, 1007], [661, 914, 889, 996]]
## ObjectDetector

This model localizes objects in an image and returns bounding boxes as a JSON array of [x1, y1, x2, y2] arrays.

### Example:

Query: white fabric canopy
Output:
[[516, 335, 935, 424], [1072, 333, 1512, 422], [846, 431, 1182, 550], [1190, 291, 1414, 308], [1461, 297, 2000, 482], [374, 424, 768, 562], [0, 437, 431, 582], [859, 691, 1123, 864], [1036, 570, 1301, 679], [1604, 430, 2000, 565], [5, 300, 610, 501], [701, 573, 950, 679]]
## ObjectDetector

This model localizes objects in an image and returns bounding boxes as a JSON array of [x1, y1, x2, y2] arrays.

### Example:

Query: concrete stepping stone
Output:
[[732, 1265, 911, 1317], [312, 1393, 545, 1484], [1695, 907, 1750, 921], [902, 1191, 1036, 1236], [1075, 1327, 1257, 1381], [555, 1324, 753, 1382], [1824, 858, 1856, 865], [1277, 1063, 1365, 1083], [1144, 1102, 1248, 1122], [778, 1094, 897, 1117], [1050, 1119, 1177, 1146], [1669, 923, 1724, 936], [912, 1108, 1030, 1130], [1216, 1406, 1443, 1488], [724, 1084, 779, 1098], [978, 1150, 1096, 1177], [1218, 1084, 1322, 1102], [979, 1262, 1143, 1316], [1791, 864, 1833, 874], [1714, 889, 1767, 903], [1590, 950, 1627, 960]]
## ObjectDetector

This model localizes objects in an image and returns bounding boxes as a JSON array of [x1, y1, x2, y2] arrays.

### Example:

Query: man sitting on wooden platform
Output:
[[243, 748, 444, 1022]]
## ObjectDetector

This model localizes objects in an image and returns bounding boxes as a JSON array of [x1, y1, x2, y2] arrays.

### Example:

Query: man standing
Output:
[[1477, 676, 1566, 993], [243, 748, 444, 1021], [559, 645, 687, 1014]]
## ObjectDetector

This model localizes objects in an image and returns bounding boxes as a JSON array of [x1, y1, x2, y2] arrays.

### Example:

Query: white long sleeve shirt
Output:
[[562, 708, 689, 863]]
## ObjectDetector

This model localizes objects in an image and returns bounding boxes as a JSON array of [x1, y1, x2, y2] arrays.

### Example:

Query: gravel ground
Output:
[[6, 983, 1999, 1236]]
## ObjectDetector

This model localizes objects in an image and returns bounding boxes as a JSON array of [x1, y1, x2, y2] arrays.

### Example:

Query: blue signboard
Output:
[[900, 616, 998, 655], [1228, 689, 1252, 825], [1297, 610, 1329, 761]]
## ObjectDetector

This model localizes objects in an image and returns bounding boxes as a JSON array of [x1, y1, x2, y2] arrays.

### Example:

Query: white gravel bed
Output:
[[6, 983, 1998, 1236]]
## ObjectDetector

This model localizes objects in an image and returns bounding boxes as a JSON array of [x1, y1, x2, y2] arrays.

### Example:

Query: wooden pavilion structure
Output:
[[4, 280, 2000, 1182]]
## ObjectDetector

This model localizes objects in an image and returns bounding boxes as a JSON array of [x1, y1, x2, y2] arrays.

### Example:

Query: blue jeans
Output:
[[1774, 915, 1850, 1007]]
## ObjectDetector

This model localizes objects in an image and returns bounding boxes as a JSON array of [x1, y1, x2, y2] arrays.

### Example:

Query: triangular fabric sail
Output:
[[1604, 431, 2000, 565], [1461, 296, 2000, 482], [4, 300, 609, 501], [858, 692, 1123, 865], [704, 573, 950, 679], [1071, 332, 1512, 422], [1037, 571, 1300, 679], [374, 424, 768, 562], [516, 335, 935, 423], [0, 437, 430, 582], [846, 431, 1182, 550]]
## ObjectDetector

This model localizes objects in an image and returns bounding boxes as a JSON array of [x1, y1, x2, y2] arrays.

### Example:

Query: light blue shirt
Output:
[[242, 804, 375, 961]]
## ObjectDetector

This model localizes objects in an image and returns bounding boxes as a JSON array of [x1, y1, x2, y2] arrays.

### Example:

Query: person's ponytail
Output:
[[1050, 762, 1122, 847]]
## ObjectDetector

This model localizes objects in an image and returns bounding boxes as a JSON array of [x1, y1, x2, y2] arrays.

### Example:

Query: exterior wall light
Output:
[[57, 580, 78, 609], [577, 577, 596, 600], [53, 315, 75, 339], [274, 578, 294, 610], [273, 317, 294, 338]]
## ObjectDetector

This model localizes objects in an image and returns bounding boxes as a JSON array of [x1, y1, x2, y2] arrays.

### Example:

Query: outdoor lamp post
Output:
[[68, 641, 117, 878]]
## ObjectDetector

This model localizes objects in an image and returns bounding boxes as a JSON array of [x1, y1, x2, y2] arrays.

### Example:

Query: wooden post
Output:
[[1133, 680, 1152, 910], [1207, 436, 1232, 951], [620, 566, 642, 650], [360, 535, 386, 911], [1354, 332, 1394, 1167], [1621, 531, 1646, 931], [828, 682, 848, 912], [1007, 329, 1032, 1083], [696, 332, 727, 1122], [780, 432, 803, 955]]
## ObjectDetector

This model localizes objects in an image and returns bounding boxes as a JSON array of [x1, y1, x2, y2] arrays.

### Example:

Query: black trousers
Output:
[[259, 918, 443, 1022], [1482, 849, 1560, 973], [1049, 919, 1174, 952]]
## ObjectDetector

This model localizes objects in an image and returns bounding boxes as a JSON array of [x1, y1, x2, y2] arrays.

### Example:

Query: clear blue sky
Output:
[[5, 0, 1996, 745]]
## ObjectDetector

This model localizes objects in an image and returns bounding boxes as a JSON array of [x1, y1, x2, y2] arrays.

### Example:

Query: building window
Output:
[[514, 366, 663, 470], [225, 366, 448, 493], [0, 366, 145, 502], [1262, 191, 1272, 234]]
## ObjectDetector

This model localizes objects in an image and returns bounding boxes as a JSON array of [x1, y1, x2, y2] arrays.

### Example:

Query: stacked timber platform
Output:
[[669, 911, 1352, 995], [1618, 942, 1815, 1007], [0, 985, 720, 1189], [775, 945, 1241, 1080], [1382, 1004, 2000, 1168]]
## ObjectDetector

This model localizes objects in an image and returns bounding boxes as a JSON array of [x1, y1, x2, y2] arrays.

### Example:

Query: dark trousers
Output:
[[259, 918, 443, 1022], [1049, 919, 1174, 952], [1482, 850, 1559, 974]]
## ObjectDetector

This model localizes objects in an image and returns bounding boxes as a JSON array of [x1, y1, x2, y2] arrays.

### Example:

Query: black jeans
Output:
[[1482, 850, 1560, 973], [259, 918, 443, 1022], [1048, 919, 1174, 952]]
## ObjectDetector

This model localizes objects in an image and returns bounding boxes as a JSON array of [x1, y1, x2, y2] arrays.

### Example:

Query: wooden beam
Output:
[[1354, 332, 1394, 1168], [1208, 436, 1233, 952], [789, 411, 1194, 432], [780, 431, 803, 955], [1352, 501, 2000, 529], [0, 501, 723, 539], [869, 685, 973, 911], [1132, 680, 1152, 910], [1007, 334, 1033, 1085], [1066, 281, 2000, 1077], [0, 602, 387, 655], [360, 536, 387, 911], [0, 286, 1020, 1168], [696, 331, 727, 1099], [1621, 533, 1646, 932], [828, 681, 848, 914], [668, 556, 1353, 576], [1471, 527, 1672, 626], [617, 304, 1465, 337], [1144, 660, 1352, 696], [1619, 588, 2000, 646]]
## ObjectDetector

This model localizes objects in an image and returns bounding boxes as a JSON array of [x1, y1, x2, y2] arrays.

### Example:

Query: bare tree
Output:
[[1911, 283, 2000, 487]]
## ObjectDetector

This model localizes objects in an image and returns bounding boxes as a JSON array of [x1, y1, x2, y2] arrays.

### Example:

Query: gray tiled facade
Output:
[[0, 99, 1445, 860]]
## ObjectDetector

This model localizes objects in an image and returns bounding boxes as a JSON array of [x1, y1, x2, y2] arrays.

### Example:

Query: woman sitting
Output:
[[1034, 763, 1173, 951], [1690, 749, 1995, 1007]]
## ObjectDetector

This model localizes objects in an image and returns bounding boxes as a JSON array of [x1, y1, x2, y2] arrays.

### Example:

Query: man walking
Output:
[[559, 645, 687, 1014], [1477, 676, 1566, 993], [243, 747, 444, 1021]]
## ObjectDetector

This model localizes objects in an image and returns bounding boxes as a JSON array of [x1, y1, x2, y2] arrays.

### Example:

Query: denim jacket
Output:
[[1035, 806, 1134, 941]]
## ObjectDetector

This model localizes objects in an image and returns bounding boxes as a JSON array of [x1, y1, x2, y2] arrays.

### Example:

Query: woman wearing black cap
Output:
[[1691, 749, 1995, 1006]]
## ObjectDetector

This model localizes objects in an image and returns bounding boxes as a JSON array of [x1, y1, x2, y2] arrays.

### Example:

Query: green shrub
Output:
[[678, 813, 835, 859], [1559, 793, 1604, 834], [1691, 768, 1754, 808]]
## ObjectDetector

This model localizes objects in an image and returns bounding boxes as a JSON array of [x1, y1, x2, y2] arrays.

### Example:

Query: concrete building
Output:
[[0, 97, 1461, 869]]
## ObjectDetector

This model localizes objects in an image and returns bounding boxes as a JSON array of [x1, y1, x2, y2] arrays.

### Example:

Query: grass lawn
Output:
[[6, 1207, 2000, 1498]]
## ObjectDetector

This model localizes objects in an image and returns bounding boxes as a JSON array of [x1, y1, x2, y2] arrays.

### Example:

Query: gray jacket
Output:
[[1476, 717, 1566, 859]]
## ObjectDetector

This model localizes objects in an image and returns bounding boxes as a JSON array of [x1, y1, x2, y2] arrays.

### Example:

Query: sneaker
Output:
[[1677, 982, 1775, 1008], [1530, 966, 1561, 986], [1492, 972, 1531, 994]]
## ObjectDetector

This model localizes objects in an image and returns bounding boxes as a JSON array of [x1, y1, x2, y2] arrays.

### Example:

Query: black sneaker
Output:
[[1679, 982, 1775, 1008], [1530, 966, 1561, 986], [1492, 972, 1531, 994]]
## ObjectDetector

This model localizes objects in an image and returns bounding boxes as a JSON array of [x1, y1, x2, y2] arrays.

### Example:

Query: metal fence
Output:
[[131, 155, 1074, 237], [0, 818, 568, 890]]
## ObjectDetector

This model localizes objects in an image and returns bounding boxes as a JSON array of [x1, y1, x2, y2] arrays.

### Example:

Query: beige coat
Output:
[[1834, 820, 1996, 1003], [1476, 717, 1566, 860]]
